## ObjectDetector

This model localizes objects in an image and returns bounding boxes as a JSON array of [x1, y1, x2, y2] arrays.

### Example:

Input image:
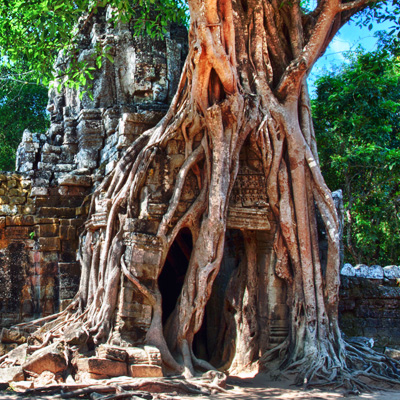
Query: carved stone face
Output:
[[118, 39, 169, 104]]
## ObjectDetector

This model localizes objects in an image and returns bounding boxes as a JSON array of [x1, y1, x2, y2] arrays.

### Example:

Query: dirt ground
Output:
[[1, 373, 400, 400], [193, 374, 400, 400]]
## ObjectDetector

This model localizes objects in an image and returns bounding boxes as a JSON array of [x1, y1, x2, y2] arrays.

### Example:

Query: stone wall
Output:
[[339, 264, 400, 349], [0, 172, 87, 328], [0, 6, 187, 328]]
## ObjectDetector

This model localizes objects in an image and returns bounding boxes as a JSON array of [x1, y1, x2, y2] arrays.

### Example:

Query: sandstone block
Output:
[[75, 357, 128, 377], [38, 237, 61, 251], [354, 264, 369, 278], [22, 342, 67, 375], [9, 380, 33, 392], [126, 346, 162, 366], [0, 366, 24, 383], [9, 196, 26, 205], [63, 323, 88, 346], [8, 189, 22, 197], [58, 174, 92, 187], [129, 365, 163, 378], [340, 263, 355, 277], [0, 343, 17, 356], [6, 344, 28, 365], [5, 215, 35, 226], [96, 345, 128, 362], [367, 265, 384, 279], [0, 328, 28, 344], [38, 223, 59, 237], [384, 347, 400, 360], [31, 187, 49, 196], [38, 207, 76, 218], [383, 265, 400, 279]]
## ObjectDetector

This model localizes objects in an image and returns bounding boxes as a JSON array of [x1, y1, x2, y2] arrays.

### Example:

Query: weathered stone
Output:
[[129, 365, 163, 378], [38, 237, 61, 251], [58, 174, 92, 187], [5, 215, 35, 226], [354, 264, 369, 278], [384, 347, 400, 360], [340, 263, 355, 277], [367, 265, 384, 279], [33, 370, 58, 387], [9, 380, 34, 392], [30, 187, 48, 197], [96, 345, 128, 362], [63, 323, 89, 346], [74, 357, 128, 377], [22, 342, 67, 375], [383, 265, 400, 280], [6, 344, 28, 365], [0, 328, 28, 344], [0, 343, 17, 356], [125, 346, 162, 366], [0, 366, 24, 383]]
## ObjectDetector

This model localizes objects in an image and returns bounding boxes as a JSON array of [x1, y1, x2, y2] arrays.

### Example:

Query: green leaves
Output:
[[313, 44, 400, 265], [0, 63, 49, 171], [0, 0, 188, 91]]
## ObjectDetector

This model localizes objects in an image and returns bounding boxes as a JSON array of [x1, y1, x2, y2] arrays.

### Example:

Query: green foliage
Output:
[[0, 64, 49, 171], [0, 0, 188, 169], [0, 0, 188, 88], [313, 43, 400, 265]]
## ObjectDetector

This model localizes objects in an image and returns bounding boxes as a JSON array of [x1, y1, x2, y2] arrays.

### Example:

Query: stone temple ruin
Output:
[[1, 5, 400, 374]]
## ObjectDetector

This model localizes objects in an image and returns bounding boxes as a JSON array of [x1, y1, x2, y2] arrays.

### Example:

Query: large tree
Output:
[[2, 0, 400, 391]]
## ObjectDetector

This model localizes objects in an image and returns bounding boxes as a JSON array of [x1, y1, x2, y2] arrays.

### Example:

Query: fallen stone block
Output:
[[126, 346, 162, 366], [383, 265, 400, 280], [354, 264, 369, 278], [33, 370, 58, 387], [63, 323, 89, 346], [367, 265, 384, 279], [9, 380, 34, 392], [384, 347, 400, 360], [96, 345, 128, 362], [22, 342, 67, 375], [340, 263, 355, 277], [75, 357, 128, 377], [0, 328, 29, 344], [0, 366, 24, 383], [0, 343, 17, 356], [129, 364, 163, 378], [6, 344, 28, 365]]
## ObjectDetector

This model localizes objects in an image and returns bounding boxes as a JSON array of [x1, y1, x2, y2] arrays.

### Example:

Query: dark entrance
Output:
[[193, 229, 245, 365], [158, 228, 192, 325]]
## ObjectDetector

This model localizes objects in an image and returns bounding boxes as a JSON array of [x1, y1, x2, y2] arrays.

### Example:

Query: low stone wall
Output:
[[0, 172, 88, 328], [339, 263, 400, 349]]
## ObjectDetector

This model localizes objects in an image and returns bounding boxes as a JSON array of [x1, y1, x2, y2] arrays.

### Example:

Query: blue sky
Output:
[[308, 15, 394, 96]]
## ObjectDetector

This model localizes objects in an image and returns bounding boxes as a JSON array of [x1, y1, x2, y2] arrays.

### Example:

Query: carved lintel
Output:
[[227, 206, 271, 231]]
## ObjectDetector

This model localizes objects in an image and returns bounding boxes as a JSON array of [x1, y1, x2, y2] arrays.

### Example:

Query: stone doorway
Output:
[[158, 228, 193, 325]]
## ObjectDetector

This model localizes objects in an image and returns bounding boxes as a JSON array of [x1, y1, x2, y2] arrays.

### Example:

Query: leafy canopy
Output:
[[313, 37, 400, 265], [0, 0, 188, 88], [0, 63, 49, 171]]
